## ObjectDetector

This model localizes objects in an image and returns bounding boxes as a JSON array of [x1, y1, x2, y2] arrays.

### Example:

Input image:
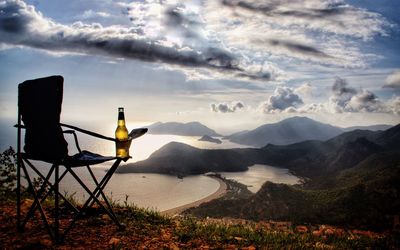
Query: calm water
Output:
[[218, 164, 300, 193], [1, 119, 299, 211]]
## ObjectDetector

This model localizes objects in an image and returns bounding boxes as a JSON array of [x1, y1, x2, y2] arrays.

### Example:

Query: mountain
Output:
[[119, 125, 399, 178], [186, 124, 400, 230], [227, 116, 343, 147], [147, 122, 220, 136], [343, 124, 392, 132], [118, 142, 257, 176]]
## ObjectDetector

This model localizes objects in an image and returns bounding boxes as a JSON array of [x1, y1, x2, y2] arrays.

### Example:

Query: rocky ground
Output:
[[1, 199, 398, 249]]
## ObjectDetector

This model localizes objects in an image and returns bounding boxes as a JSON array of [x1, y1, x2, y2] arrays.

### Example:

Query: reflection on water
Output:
[[26, 162, 220, 212], [218, 164, 300, 193]]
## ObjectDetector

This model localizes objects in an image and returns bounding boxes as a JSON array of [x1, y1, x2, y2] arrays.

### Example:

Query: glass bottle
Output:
[[115, 107, 129, 158]]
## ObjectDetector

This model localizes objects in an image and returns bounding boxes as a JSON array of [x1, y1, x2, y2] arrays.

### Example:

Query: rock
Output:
[[296, 225, 308, 233], [108, 237, 121, 247], [313, 230, 322, 237], [40, 238, 52, 247]]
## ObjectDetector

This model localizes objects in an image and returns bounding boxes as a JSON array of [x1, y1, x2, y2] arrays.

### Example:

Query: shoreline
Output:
[[161, 176, 227, 216]]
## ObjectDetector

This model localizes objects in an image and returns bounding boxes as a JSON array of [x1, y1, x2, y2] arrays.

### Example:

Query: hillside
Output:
[[1, 198, 395, 249], [147, 122, 220, 136], [227, 116, 343, 147], [118, 142, 259, 176], [121, 125, 399, 178], [186, 125, 400, 230]]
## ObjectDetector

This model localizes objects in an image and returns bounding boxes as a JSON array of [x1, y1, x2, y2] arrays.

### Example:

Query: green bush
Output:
[[0, 147, 17, 198]]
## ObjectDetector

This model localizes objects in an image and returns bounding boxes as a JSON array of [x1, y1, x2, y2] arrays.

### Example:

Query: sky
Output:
[[1, 0, 400, 134]]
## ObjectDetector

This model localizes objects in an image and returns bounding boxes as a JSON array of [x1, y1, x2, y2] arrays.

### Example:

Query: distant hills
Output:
[[343, 124, 392, 132], [119, 120, 400, 229], [120, 124, 399, 177], [146, 118, 392, 148], [226, 116, 344, 147], [147, 121, 220, 136], [185, 124, 400, 229]]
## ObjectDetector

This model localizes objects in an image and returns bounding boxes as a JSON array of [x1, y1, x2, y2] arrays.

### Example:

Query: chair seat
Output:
[[66, 151, 116, 167]]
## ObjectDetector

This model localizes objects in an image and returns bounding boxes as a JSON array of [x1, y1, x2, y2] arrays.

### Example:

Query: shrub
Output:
[[0, 147, 17, 198]]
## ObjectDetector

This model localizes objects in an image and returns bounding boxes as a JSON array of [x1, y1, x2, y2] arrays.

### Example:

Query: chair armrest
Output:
[[14, 124, 26, 128], [60, 123, 116, 142], [129, 128, 148, 140]]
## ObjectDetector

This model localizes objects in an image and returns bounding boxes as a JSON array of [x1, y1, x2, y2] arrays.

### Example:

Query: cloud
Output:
[[383, 69, 400, 88], [203, 0, 390, 67], [220, 0, 389, 40], [294, 83, 313, 96], [345, 90, 385, 113], [80, 10, 111, 19], [211, 101, 245, 113], [0, 0, 273, 81], [266, 39, 330, 58], [387, 96, 400, 115], [259, 78, 396, 114], [260, 86, 304, 113], [317, 78, 387, 113]]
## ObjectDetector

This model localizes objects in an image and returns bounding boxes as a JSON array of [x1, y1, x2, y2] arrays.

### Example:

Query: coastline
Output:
[[161, 176, 227, 216]]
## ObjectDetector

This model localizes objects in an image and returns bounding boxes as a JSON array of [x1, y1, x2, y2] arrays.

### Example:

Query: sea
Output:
[[0, 119, 299, 212]]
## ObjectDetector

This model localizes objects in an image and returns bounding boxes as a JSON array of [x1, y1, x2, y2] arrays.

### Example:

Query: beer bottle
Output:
[[115, 107, 129, 158]]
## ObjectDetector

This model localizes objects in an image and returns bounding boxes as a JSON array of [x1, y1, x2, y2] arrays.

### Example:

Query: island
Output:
[[198, 135, 222, 144]]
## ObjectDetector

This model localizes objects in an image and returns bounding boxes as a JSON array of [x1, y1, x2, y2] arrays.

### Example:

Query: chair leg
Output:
[[54, 164, 60, 242], [21, 163, 55, 229], [16, 152, 22, 232], [86, 165, 119, 221], [84, 160, 122, 223], [20, 160, 55, 242], [24, 160, 79, 213], [63, 159, 123, 238]]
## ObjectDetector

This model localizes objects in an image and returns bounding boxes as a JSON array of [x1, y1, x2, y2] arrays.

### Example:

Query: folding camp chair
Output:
[[16, 75, 147, 243]]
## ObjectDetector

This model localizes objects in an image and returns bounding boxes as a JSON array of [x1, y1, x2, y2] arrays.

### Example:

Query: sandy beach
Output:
[[161, 176, 227, 216]]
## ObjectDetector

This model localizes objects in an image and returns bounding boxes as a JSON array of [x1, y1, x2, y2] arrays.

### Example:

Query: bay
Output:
[[1, 119, 299, 212], [218, 164, 300, 193]]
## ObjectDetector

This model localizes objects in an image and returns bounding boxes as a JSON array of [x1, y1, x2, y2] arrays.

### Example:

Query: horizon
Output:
[[1, 0, 400, 136]]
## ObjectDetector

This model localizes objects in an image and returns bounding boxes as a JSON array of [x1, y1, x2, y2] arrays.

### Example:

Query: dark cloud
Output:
[[332, 77, 357, 95], [261, 86, 304, 113], [219, 0, 388, 43], [266, 39, 330, 58], [0, 0, 31, 33], [222, 0, 346, 20], [0, 0, 271, 81], [211, 101, 245, 113]]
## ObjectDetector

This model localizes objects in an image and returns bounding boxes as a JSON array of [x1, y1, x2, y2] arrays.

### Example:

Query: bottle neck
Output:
[[118, 111, 125, 121], [118, 119, 126, 126]]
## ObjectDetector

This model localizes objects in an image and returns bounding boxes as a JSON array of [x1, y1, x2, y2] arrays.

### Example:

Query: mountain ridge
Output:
[[185, 125, 400, 230], [120, 124, 400, 179], [226, 116, 344, 147]]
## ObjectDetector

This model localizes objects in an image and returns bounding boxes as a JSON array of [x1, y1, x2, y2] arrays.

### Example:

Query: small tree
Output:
[[0, 147, 17, 198]]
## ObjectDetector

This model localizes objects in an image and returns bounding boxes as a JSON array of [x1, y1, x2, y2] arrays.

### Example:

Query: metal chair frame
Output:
[[16, 77, 147, 243]]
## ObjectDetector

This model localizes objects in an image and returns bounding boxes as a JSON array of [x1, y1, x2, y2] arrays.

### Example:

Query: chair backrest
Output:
[[18, 75, 68, 161]]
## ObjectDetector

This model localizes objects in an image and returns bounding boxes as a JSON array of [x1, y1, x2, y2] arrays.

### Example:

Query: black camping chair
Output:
[[16, 75, 147, 243]]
